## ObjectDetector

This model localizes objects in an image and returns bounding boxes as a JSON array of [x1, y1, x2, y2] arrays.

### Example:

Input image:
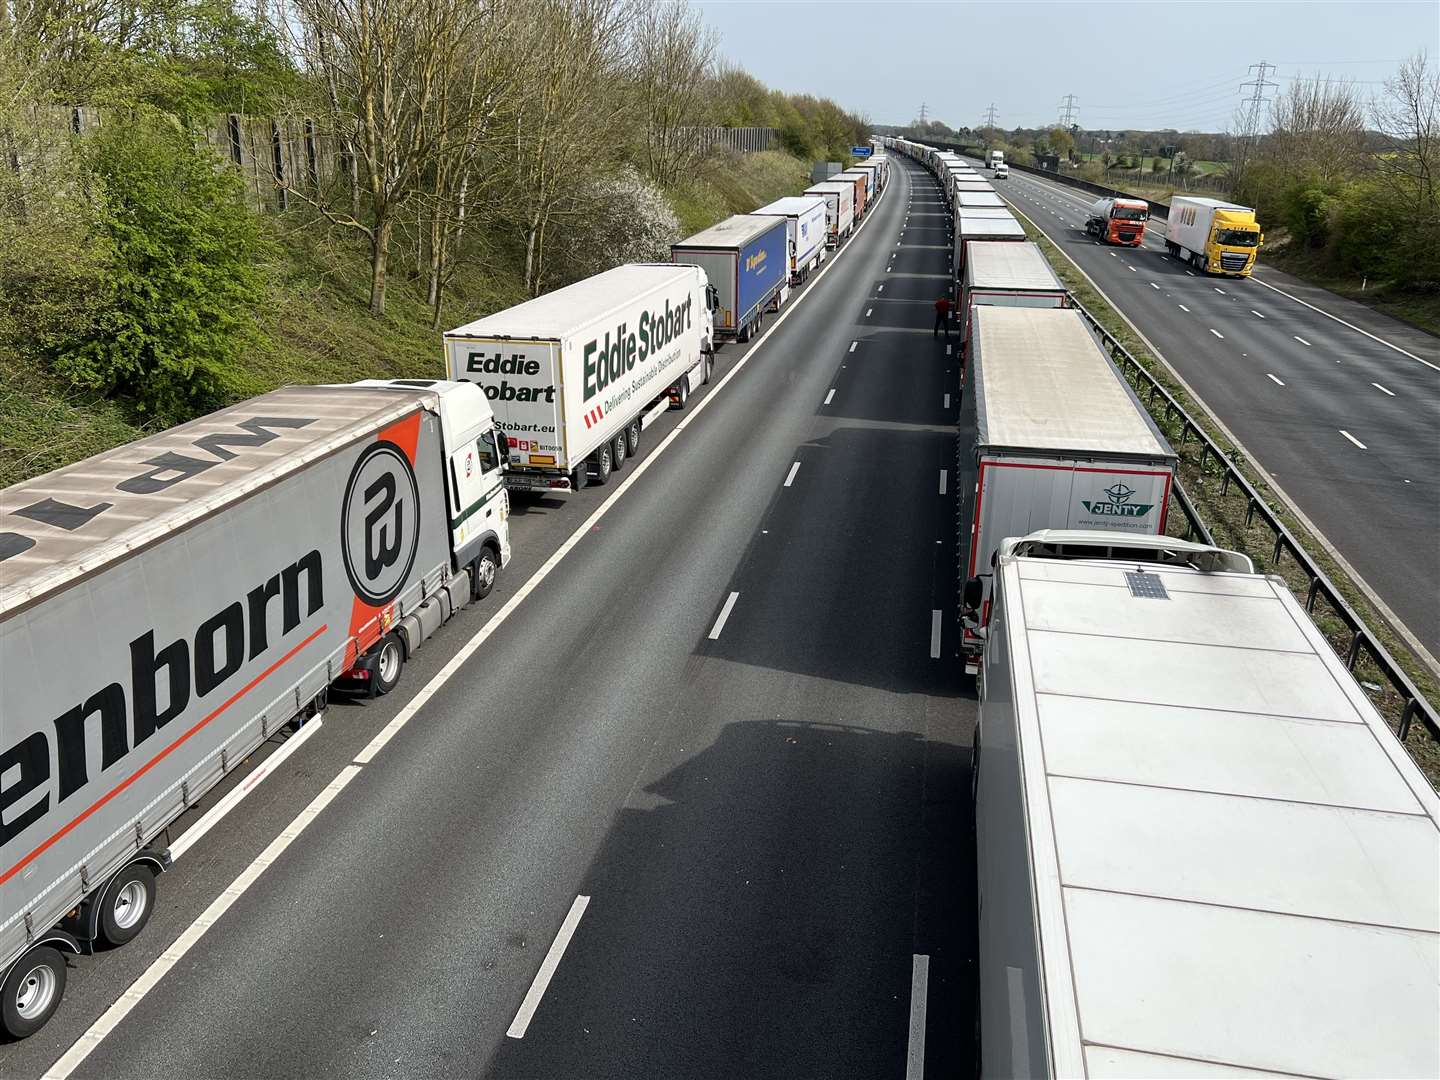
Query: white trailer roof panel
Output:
[[972, 307, 1171, 458], [754, 195, 828, 217], [1004, 555, 1440, 1079], [447, 263, 696, 339], [956, 191, 1005, 208], [958, 207, 1016, 221], [672, 214, 786, 251]]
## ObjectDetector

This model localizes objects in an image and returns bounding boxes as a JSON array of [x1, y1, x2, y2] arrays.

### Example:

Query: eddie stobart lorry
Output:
[[0, 380, 510, 1037], [446, 263, 715, 491]]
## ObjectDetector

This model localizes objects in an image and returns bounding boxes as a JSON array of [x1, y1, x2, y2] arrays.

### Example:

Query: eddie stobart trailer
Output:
[[805, 180, 856, 246], [955, 306, 1176, 671], [671, 216, 787, 344], [0, 380, 511, 1037], [446, 263, 715, 491], [973, 530, 1440, 1080], [754, 195, 829, 284]]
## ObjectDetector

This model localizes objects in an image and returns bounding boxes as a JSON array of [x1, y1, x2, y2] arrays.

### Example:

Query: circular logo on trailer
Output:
[[341, 441, 421, 606]]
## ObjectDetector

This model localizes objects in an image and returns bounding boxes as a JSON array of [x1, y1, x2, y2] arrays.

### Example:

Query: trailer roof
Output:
[[1171, 195, 1254, 212], [971, 307, 1172, 458], [958, 207, 1017, 221], [672, 214, 787, 252], [953, 181, 995, 192], [754, 195, 828, 217], [957, 216, 1026, 240], [806, 181, 856, 196], [956, 191, 1006, 207], [999, 553, 1440, 1079], [447, 263, 699, 341], [965, 241, 1065, 292], [1, 384, 438, 615]]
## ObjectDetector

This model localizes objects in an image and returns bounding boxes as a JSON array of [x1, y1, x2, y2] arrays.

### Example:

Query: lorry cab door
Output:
[[449, 429, 505, 557]]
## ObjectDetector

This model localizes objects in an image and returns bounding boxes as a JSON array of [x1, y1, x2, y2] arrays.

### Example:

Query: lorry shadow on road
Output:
[[484, 718, 977, 1080]]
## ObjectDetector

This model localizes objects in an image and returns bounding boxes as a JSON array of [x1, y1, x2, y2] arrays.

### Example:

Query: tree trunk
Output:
[[370, 215, 392, 316]]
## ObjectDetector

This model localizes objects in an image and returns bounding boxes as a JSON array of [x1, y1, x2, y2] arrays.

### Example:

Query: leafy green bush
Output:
[[51, 111, 266, 422]]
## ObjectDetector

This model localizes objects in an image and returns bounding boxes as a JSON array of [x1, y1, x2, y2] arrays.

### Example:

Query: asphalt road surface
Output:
[[982, 163, 1440, 662], [4, 157, 978, 1079]]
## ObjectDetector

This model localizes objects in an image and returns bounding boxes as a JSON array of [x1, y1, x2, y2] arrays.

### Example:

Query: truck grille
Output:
[[1220, 252, 1250, 271]]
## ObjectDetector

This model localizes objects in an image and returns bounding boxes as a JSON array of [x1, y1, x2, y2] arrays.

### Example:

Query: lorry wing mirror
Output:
[[962, 576, 983, 613]]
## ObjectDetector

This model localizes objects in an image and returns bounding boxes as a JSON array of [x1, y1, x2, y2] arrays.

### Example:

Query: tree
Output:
[[1373, 51, 1439, 213], [1048, 126, 1075, 159], [630, 0, 716, 188]]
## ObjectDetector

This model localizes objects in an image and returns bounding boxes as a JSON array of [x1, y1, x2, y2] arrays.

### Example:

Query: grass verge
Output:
[[1260, 244, 1440, 337], [1014, 212, 1440, 786]]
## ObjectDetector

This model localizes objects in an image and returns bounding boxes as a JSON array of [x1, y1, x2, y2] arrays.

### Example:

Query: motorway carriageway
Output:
[[5, 157, 978, 1080], [983, 164, 1440, 664]]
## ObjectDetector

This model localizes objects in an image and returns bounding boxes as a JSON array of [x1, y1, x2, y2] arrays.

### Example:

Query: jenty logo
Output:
[[341, 441, 420, 606], [745, 249, 768, 272], [1081, 482, 1154, 518]]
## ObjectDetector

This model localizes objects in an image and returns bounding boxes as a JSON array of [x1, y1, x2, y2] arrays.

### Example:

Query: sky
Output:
[[694, 0, 1438, 133]]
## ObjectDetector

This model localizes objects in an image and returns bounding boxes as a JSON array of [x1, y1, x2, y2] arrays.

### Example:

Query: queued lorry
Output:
[[958, 241, 1070, 355], [832, 169, 869, 220], [755, 196, 829, 285], [446, 263, 716, 491], [989, 149, 1004, 169], [953, 209, 1027, 279], [805, 179, 856, 247], [973, 529, 1440, 1080], [0, 380, 512, 1036], [671, 216, 788, 345], [1164, 195, 1263, 276], [956, 191, 1006, 211], [955, 305, 1175, 671], [1085, 196, 1150, 246]]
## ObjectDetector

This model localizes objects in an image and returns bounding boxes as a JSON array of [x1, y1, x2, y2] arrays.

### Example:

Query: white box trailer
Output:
[[953, 211, 1026, 280], [957, 306, 1174, 668], [754, 196, 829, 284], [959, 241, 1069, 352], [0, 380, 512, 1036], [956, 191, 1006, 210], [974, 531, 1440, 1080], [446, 263, 715, 492], [805, 180, 856, 246]]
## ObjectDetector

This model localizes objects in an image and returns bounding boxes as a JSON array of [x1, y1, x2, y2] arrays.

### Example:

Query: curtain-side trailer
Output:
[[754, 196, 829, 284], [0, 381, 511, 1036], [959, 241, 1069, 354], [831, 170, 869, 220], [974, 532, 1440, 1080], [446, 263, 716, 491], [671, 216, 788, 346], [805, 181, 856, 246], [953, 211, 1026, 282], [956, 306, 1175, 670]]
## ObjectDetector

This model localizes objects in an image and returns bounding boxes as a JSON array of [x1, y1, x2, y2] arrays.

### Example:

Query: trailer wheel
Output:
[[626, 421, 641, 455], [591, 444, 613, 485], [97, 863, 156, 948], [373, 633, 404, 695], [674, 379, 690, 410], [472, 547, 499, 601], [2, 946, 66, 1039], [702, 356, 713, 386], [611, 433, 627, 469], [737, 320, 751, 344]]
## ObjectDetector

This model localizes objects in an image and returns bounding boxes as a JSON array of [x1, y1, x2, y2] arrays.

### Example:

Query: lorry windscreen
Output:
[[1112, 207, 1147, 220], [1215, 228, 1260, 246]]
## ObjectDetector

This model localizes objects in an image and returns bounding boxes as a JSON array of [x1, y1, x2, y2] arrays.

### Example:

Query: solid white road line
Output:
[[1251, 309, 1266, 319], [506, 894, 591, 1039], [1149, 282, 1159, 289], [1250, 275, 1440, 373], [1178, 304, 1190, 312], [1266, 373, 1285, 386], [1294, 335, 1312, 346], [43, 765, 363, 1080], [943, 393, 950, 408], [1209, 328, 1224, 339], [708, 592, 740, 640], [1339, 430, 1368, 450], [1372, 382, 1395, 396], [168, 719, 325, 861], [849, 341, 857, 352], [938, 469, 948, 495], [866, 308, 872, 317], [784, 461, 801, 488], [929, 611, 943, 659], [824, 388, 836, 405], [44, 147, 906, 1080], [906, 954, 931, 1080]]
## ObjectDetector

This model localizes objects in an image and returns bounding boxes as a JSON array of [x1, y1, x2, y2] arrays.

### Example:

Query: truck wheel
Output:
[[737, 321, 751, 344], [98, 863, 156, 948], [612, 433, 627, 468], [626, 421, 641, 455], [674, 380, 690, 410], [472, 547, 499, 601], [373, 633, 404, 695], [702, 356, 713, 385], [2, 946, 66, 1039], [591, 444, 613, 485]]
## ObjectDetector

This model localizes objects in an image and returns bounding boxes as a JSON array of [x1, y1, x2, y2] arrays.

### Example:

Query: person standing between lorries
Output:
[[934, 294, 952, 338]]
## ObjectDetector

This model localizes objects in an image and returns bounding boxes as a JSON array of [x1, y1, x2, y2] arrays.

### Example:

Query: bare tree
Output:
[[630, 0, 716, 188], [1265, 75, 1367, 185], [1373, 51, 1439, 212]]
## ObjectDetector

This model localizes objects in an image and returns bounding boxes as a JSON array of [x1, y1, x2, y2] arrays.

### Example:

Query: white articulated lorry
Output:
[[0, 380, 511, 1037], [958, 241, 1069, 355], [805, 180, 856, 247], [754, 195, 829, 284], [973, 530, 1440, 1080], [953, 209, 1025, 280], [445, 263, 715, 491], [957, 306, 1175, 671]]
